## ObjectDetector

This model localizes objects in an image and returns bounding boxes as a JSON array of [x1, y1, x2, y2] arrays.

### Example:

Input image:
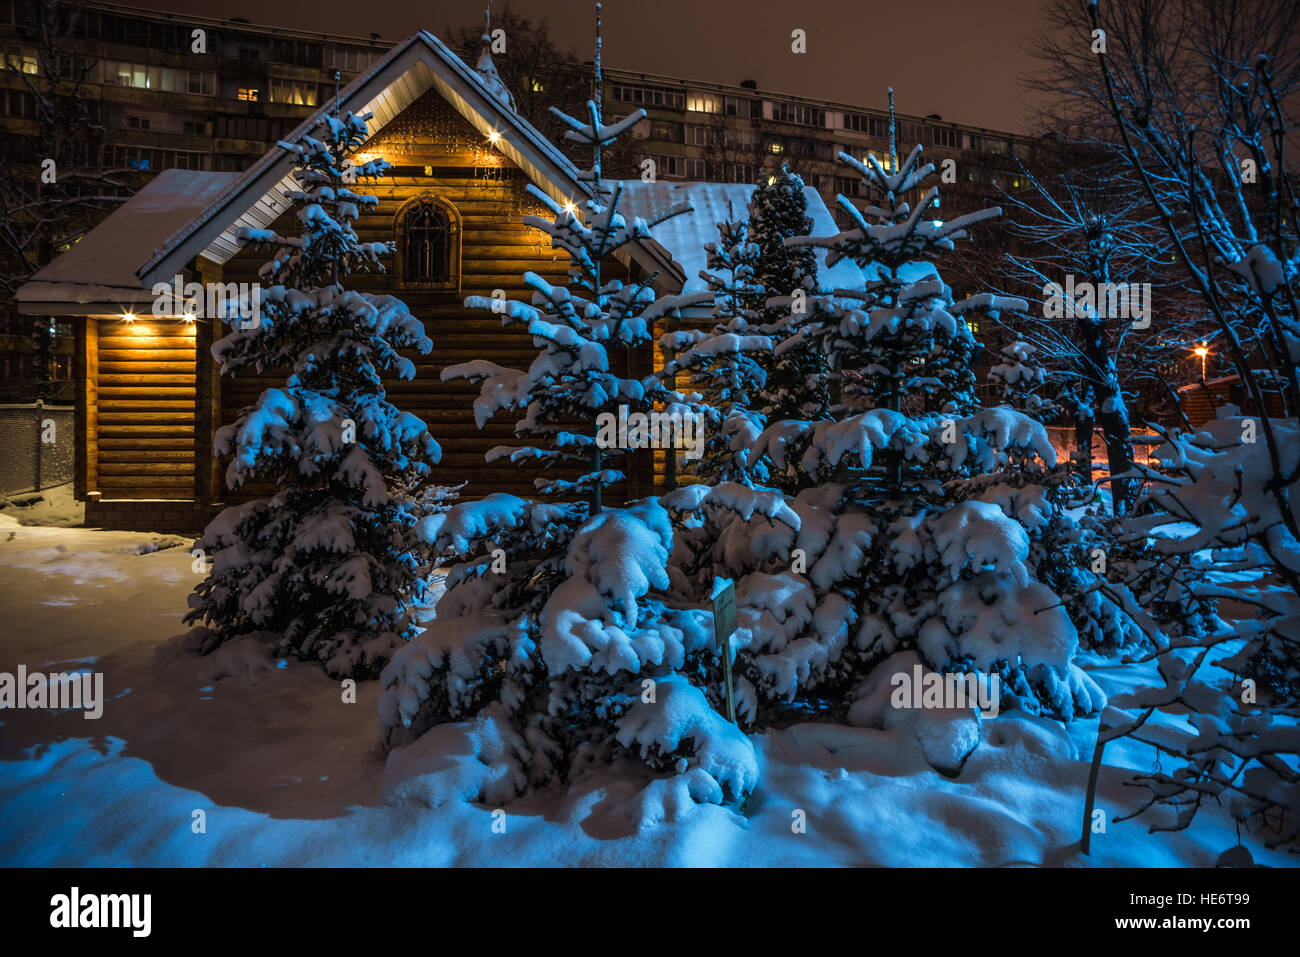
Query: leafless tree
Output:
[[1031, 0, 1300, 850], [0, 0, 132, 397]]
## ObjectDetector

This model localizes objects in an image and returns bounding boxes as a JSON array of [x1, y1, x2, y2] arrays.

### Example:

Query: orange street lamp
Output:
[[1192, 343, 1209, 380]]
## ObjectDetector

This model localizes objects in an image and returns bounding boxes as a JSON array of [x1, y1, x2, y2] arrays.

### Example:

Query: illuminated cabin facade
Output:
[[15, 29, 856, 533]]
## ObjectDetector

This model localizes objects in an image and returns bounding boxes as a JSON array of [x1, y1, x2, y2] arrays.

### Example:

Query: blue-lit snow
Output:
[[0, 512, 1292, 866]]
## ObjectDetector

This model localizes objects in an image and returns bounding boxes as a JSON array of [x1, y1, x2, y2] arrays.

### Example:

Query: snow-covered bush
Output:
[[380, 494, 757, 804], [184, 110, 446, 679], [989, 340, 1061, 420]]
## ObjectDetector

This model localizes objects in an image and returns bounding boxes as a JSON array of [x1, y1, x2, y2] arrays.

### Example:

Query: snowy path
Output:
[[0, 515, 1291, 867]]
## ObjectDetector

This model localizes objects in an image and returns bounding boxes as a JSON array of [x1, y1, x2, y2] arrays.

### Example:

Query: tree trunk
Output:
[[1079, 318, 1136, 515]]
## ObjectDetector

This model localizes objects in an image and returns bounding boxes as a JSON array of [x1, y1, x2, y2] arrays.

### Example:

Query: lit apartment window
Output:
[[101, 61, 215, 96], [237, 87, 259, 101], [3, 43, 37, 74], [865, 151, 895, 171], [270, 79, 317, 106], [686, 91, 720, 113]]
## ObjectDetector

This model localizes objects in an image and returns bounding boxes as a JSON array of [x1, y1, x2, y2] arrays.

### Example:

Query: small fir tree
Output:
[[185, 109, 444, 679]]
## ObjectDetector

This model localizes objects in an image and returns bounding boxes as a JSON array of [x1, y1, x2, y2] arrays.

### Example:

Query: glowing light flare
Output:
[[1192, 342, 1210, 379]]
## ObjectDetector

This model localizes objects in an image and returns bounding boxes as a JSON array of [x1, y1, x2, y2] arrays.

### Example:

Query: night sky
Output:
[[128, 0, 1049, 134]]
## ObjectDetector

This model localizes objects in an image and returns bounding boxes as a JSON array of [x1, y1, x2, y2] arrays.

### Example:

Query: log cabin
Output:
[[15, 29, 860, 533]]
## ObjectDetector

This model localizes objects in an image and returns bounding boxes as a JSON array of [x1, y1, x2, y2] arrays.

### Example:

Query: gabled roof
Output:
[[17, 170, 239, 312], [18, 28, 664, 312], [614, 180, 867, 295], [139, 29, 595, 284]]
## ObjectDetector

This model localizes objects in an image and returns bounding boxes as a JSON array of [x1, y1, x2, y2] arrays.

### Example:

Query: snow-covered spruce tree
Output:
[[989, 340, 1061, 421], [440, 169, 689, 508], [184, 110, 445, 680], [749, 164, 827, 424], [379, 7, 758, 808], [658, 212, 772, 486], [682, 143, 1138, 721]]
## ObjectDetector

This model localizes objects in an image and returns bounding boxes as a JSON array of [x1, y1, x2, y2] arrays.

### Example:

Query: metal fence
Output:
[[0, 402, 75, 496]]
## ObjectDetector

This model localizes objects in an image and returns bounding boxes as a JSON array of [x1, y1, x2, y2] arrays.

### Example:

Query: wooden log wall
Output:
[[213, 89, 656, 504], [92, 317, 197, 500]]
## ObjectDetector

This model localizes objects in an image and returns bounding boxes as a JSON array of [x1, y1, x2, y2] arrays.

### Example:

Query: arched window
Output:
[[395, 195, 460, 291]]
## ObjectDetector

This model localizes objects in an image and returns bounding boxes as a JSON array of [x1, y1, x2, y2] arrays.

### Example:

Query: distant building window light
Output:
[[101, 61, 214, 96], [3, 44, 37, 74], [270, 79, 317, 106], [237, 87, 259, 102], [686, 92, 720, 113]]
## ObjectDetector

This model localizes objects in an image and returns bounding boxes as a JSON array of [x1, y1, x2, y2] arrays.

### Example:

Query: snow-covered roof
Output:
[[17, 170, 239, 310], [612, 180, 867, 295]]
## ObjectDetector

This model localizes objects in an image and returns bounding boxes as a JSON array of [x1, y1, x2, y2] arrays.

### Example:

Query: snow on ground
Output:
[[0, 514, 1293, 867], [0, 483, 84, 528]]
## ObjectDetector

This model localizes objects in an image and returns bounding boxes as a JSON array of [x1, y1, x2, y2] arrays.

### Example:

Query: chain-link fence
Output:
[[0, 403, 75, 496]]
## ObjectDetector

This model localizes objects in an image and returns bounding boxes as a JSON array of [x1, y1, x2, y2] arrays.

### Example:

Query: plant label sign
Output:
[[712, 579, 737, 724], [713, 579, 737, 644]]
